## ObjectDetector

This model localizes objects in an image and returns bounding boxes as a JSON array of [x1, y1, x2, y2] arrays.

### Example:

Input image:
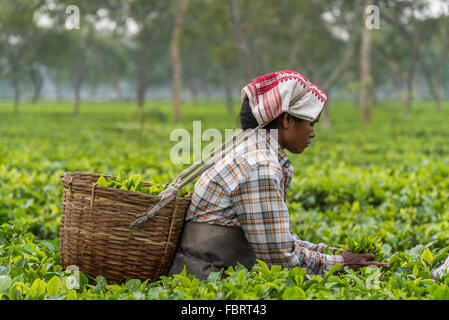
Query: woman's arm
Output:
[[290, 233, 327, 253], [231, 163, 343, 276]]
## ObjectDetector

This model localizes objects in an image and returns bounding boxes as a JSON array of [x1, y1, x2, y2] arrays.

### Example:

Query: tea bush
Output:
[[0, 100, 448, 300]]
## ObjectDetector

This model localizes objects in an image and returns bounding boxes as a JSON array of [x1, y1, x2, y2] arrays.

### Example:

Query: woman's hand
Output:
[[340, 249, 390, 272]]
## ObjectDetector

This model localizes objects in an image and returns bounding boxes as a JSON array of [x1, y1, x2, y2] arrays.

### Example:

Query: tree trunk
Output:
[[55, 82, 62, 102], [32, 81, 43, 104], [222, 61, 233, 115], [74, 70, 82, 116], [97, 81, 104, 100], [421, 60, 439, 111], [322, 99, 331, 129], [30, 67, 43, 104], [352, 91, 360, 107], [431, 19, 448, 113], [137, 50, 148, 113], [186, 88, 194, 104], [113, 68, 122, 102], [444, 18, 449, 101], [11, 60, 20, 112], [396, 78, 405, 105], [13, 80, 20, 113], [404, 0, 420, 119], [385, 87, 392, 102], [171, 0, 188, 122], [288, 41, 301, 69], [360, 0, 373, 123], [227, 0, 252, 82], [321, 0, 361, 128], [376, 49, 409, 105], [404, 39, 419, 118], [434, 89, 441, 114], [261, 37, 272, 74], [434, 66, 442, 114], [446, 82, 449, 101], [425, 60, 443, 114], [137, 74, 146, 112], [187, 84, 197, 104], [204, 85, 211, 101]]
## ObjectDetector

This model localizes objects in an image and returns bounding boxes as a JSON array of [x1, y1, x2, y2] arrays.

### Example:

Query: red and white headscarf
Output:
[[241, 70, 327, 125]]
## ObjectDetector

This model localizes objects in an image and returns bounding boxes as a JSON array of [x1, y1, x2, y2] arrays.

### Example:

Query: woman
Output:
[[168, 70, 389, 280]]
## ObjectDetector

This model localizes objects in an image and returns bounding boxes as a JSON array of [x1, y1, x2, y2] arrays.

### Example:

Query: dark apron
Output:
[[167, 221, 257, 280]]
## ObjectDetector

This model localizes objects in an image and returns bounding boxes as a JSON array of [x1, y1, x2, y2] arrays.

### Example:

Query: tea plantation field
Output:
[[1, 100, 449, 300]]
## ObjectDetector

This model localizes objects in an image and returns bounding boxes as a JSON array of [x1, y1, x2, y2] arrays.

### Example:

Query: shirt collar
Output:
[[254, 129, 292, 169]]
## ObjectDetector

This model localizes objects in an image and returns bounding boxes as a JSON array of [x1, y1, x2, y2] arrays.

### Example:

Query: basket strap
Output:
[[167, 82, 310, 189], [131, 84, 324, 227], [130, 122, 268, 227], [131, 90, 323, 228], [174, 122, 266, 189], [172, 122, 266, 185]]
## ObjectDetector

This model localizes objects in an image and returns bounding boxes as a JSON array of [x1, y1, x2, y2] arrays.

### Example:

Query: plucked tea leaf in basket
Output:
[[95, 175, 189, 197]]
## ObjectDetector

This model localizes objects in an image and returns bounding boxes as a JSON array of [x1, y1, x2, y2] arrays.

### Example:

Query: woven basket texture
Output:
[[60, 172, 192, 283]]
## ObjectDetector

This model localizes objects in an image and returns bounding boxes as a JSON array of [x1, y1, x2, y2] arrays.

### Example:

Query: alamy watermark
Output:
[[365, 266, 382, 289], [365, 4, 380, 30], [65, 5, 80, 30], [64, 265, 81, 290], [62, 4, 379, 32]]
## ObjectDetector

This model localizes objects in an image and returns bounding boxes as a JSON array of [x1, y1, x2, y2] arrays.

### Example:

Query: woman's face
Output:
[[278, 112, 321, 154]]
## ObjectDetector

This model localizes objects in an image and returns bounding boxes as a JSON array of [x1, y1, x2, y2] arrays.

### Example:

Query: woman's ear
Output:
[[282, 113, 293, 129]]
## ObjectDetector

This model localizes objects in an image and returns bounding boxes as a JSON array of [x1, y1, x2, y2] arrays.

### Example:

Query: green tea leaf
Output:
[[29, 279, 46, 299], [8, 282, 28, 300], [37, 240, 55, 254], [66, 289, 77, 300], [0, 275, 12, 293], [96, 175, 108, 187], [237, 270, 246, 285], [46, 276, 60, 296], [421, 248, 433, 264], [125, 279, 141, 292], [282, 286, 306, 300]]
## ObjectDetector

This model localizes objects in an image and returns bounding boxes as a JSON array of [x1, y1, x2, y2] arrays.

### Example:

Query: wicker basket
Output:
[[59, 172, 192, 283]]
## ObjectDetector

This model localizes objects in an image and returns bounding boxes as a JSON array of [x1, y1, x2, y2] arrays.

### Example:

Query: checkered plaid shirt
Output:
[[186, 129, 343, 276]]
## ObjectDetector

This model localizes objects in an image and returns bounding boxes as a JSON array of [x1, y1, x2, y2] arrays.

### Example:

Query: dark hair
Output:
[[239, 98, 259, 130], [239, 98, 290, 130]]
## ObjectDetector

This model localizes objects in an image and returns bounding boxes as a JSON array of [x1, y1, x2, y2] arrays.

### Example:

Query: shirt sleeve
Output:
[[231, 163, 344, 276], [290, 233, 327, 254]]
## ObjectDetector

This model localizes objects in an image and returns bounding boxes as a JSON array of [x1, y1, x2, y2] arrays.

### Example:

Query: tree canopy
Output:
[[0, 0, 448, 119]]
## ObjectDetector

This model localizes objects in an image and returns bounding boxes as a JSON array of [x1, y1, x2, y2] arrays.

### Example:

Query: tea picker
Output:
[[163, 70, 389, 280], [60, 70, 389, 283]]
